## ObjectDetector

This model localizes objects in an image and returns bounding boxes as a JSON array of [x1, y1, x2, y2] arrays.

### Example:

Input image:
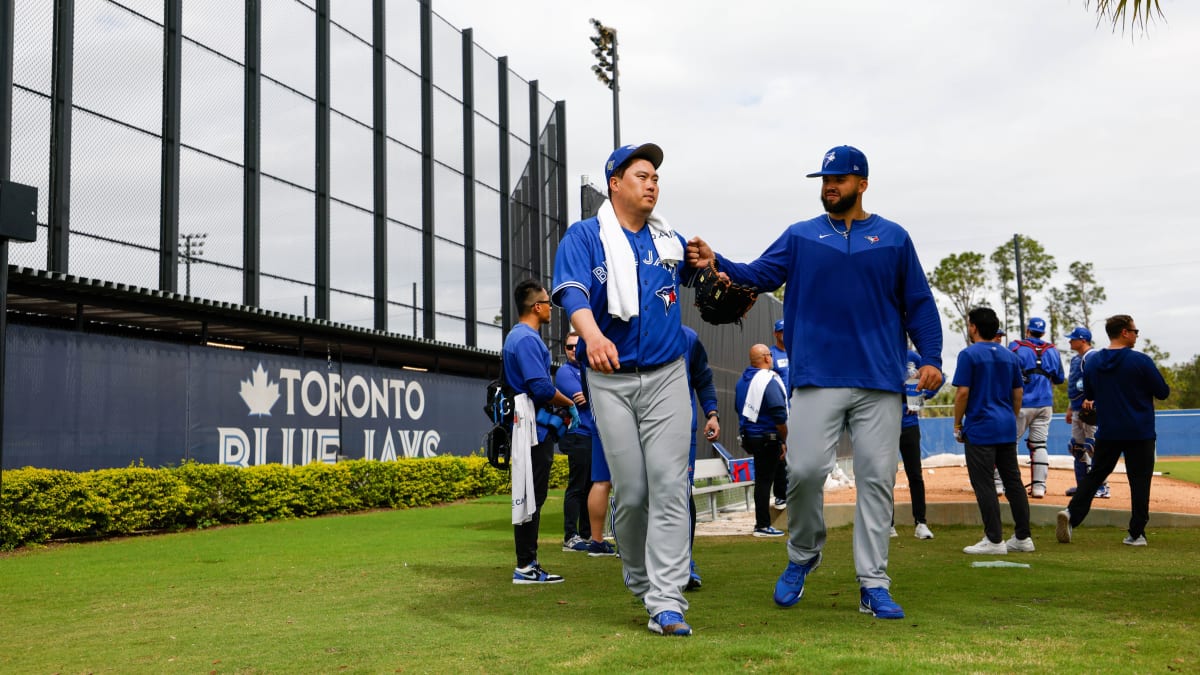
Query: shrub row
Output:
[[0, 455, 568, 551]]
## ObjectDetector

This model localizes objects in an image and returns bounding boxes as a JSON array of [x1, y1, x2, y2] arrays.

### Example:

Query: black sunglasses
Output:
[[565, 343, 577, 350]]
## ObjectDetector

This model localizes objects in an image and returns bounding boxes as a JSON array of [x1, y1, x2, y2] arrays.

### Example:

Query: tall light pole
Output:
[[589, 18, 619, 149], [179, 232, 207, 296]]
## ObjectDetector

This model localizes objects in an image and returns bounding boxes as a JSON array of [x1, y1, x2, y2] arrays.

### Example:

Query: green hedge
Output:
[[0, 455, 569, 551]]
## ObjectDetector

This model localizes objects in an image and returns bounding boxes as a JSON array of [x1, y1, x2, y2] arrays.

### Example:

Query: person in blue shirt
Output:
[[503, 280, 579, 584], [552, 143, 698, 636], [953, 307, 1034, 555], [554, 331, 595, 552], [1006, 317, 1065, 498], [687, 145, 943, 621], [682, 325, 721, 589], [735, 344, 788, 537], [768, 319, 789, 509], [1064, 326, 1108, 499], [896, 349, 941, 540], [1057, 314, 1170, 546]]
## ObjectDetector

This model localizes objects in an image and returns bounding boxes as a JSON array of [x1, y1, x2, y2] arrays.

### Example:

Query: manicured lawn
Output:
[[2, 492, 1197, 673], [1158, 457, 1200, 485]]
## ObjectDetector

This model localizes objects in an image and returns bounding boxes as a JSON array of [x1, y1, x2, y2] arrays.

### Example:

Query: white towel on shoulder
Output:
[[596, 199, 685, 321], [511, 393, 537, 525], [741, 369, 786, 423]]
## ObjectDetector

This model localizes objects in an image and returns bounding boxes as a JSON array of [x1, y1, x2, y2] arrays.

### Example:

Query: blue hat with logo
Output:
[[995, 328, 1006, 337], [1027, 317, 1046, 334], [806, 145, 868, 178], [604, 143, 663, 182], [774, 319, 785, 332], [1066, 326, 1092, 341]]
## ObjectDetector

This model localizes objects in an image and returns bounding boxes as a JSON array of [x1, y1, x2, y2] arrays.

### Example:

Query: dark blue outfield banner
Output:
[[4, 324, 493, 471]]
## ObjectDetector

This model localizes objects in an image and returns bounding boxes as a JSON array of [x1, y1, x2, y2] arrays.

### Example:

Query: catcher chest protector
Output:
[[483, 376, 516, 470], [1011, 339, 1054, 384]]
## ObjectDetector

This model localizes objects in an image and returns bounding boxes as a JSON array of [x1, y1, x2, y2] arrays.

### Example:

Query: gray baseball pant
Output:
[[588, 358, 692, 618], [784, 387, 900, 589]]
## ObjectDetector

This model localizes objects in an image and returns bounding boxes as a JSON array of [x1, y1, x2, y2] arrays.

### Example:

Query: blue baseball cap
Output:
[[1066, 326, 1092, 341], [806, 145, 868, 178], [1027, 317, 1046, 333], [774, 319, 785, 332], [604, 143, 663, 182], [995, 328, 1006, 337]]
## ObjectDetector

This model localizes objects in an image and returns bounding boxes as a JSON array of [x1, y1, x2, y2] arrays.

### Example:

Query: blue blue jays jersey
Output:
[[769, 343, 789, 390], [715, 214, 943, 392], [552, 217, 692, 367]]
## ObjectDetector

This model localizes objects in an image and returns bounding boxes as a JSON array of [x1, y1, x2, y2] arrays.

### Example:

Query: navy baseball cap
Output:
[[774, 319, 785, 332], [995, 328, 1006, 337], [806, 145, 868, 178], [604, 143, 663, 181], [1066, 326, 1092, 341], [1027, 317, 1046, 333]]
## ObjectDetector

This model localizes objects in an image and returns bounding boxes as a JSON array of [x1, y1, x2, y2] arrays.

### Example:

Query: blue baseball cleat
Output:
[[859, 587, 905, 619], [773, 554, 820, 607]]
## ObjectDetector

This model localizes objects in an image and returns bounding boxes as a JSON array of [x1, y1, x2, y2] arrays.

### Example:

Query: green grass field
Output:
[[1159, 458, 1200, 485], [2, 492, 1198, 674]]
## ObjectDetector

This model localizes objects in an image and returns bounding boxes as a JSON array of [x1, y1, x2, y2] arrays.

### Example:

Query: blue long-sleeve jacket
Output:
[[734, 366, 789, 437], [1083, 347, 1169, 440], [715, 213, 942, 392]]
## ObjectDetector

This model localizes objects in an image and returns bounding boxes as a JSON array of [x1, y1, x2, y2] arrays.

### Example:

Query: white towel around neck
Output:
[[742, 369, 786, 423], [596, 199, 684, 321]]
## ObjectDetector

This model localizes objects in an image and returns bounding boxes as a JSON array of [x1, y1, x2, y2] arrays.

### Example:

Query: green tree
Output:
[[1046, 287, 1071, 344], [990, 236, 1057, 333], [1165, 354, 1200, 409], [927, 251, 989, 346], [1062, 261, 1107, 329]]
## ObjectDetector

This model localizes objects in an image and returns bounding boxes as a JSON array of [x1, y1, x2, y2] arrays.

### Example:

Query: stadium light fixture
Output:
[[589, 18, 620, 148], [179, 232, 207, 296]]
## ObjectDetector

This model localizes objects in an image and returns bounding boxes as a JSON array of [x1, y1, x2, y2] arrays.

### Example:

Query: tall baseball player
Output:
[[1007, 317, 1065, 498], [1064, 326, 1108, 498], [686, 145, 943, 621], [551, 143, 698, 637]]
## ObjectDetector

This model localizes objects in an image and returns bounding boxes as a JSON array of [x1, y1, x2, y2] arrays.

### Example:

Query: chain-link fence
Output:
[[5, 0, 567, 353]]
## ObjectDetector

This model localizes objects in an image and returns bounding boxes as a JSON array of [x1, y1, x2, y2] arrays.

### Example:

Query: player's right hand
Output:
[[585, 334, 621, 373], [686, 236, 714, 269]]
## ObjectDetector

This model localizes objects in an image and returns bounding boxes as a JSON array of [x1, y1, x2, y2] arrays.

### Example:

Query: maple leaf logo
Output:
[[240, 363, 280, 416]]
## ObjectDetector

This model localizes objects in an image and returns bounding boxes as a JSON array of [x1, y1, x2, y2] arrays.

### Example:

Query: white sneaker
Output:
[[1030, 485, 1046, 499], [914, 523, 934, 540], [963, 537, 1007, 555], [889, 526, 899, 538], [1005, 535, 1035, 552], [1123, 534, 1148, 547], [1056, 509, 1072, 543]]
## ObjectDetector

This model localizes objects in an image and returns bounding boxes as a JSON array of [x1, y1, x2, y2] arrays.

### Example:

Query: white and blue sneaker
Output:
[[773, 554, 821, 607], [562, 535, 589, 552], [1096, 484, 1111, 499], [648, 610, 692, 636], [512, 561, 564, 585], [859, 587, 905, 619], [754, 526, 785, 537]]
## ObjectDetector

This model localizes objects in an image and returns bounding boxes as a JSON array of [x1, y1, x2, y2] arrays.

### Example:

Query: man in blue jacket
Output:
[[735, 344, 789, 537], [554, 331, 595, 552], [686, 145, 943, 620], [1057, 314, 1169, 546]]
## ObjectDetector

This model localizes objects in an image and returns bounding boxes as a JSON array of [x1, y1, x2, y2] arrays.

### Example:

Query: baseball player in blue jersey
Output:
[[552, 143, 698, 637], [1007, 317, 1065, 498], [769, 319, 790, 508], [1064, 326, 1108, 498], [503, 280, 580, 585], [687, 145, 943, 620]]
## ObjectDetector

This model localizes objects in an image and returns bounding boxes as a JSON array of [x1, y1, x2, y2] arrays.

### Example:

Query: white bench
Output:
[[692, 457, 754, 521]]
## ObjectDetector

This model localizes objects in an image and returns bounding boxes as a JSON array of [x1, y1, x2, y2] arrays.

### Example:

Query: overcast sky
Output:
[[433, 1, 1200, 371]]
